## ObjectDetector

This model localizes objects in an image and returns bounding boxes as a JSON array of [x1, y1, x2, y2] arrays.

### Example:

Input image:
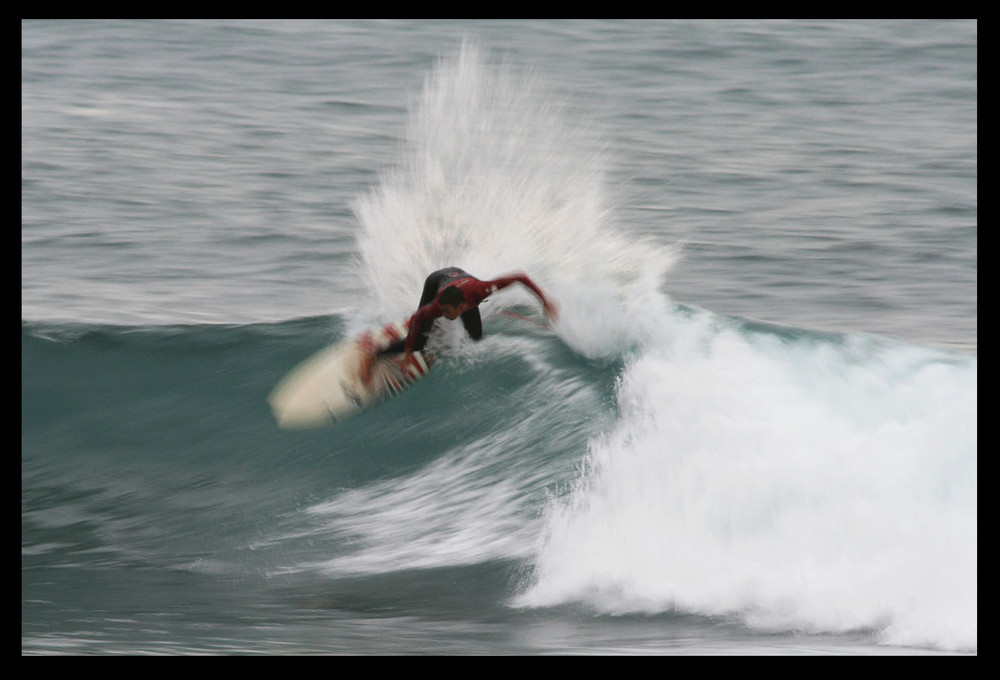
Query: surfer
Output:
[[359, 267, 558, 384]]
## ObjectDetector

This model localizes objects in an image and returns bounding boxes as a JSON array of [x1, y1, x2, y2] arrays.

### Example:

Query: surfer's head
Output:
[[437, 285, 468, 319]]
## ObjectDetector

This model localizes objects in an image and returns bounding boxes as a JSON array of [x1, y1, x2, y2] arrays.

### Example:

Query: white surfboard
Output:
[[268, 320, 434, 428]]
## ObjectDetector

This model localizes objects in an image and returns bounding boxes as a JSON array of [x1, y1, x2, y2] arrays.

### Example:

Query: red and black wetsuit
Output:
[[378, 267, 550, 356]]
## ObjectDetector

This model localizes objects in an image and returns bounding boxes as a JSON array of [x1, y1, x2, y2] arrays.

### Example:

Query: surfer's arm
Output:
[[403, 303, 441, 354], [482, 272, 559, 322]]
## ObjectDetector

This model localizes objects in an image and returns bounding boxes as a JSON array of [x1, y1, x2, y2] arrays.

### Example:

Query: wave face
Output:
[[22, 284, 977, 652]]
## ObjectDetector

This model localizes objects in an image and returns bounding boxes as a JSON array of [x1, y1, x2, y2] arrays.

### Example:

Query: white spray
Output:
[[348, 41, 977, 653], [352, 41, 677, 330]]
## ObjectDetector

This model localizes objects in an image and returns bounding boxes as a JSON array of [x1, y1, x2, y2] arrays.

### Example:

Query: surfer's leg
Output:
[[378, 338, 407, 357], [362, 337, 419, 383], [375, 328, 430, 361], [363, 268, 466, 383], [379, 333, 429, 356]]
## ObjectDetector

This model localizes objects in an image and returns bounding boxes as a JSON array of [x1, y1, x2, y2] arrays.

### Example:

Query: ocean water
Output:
[[22, 20, 976, 655]]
